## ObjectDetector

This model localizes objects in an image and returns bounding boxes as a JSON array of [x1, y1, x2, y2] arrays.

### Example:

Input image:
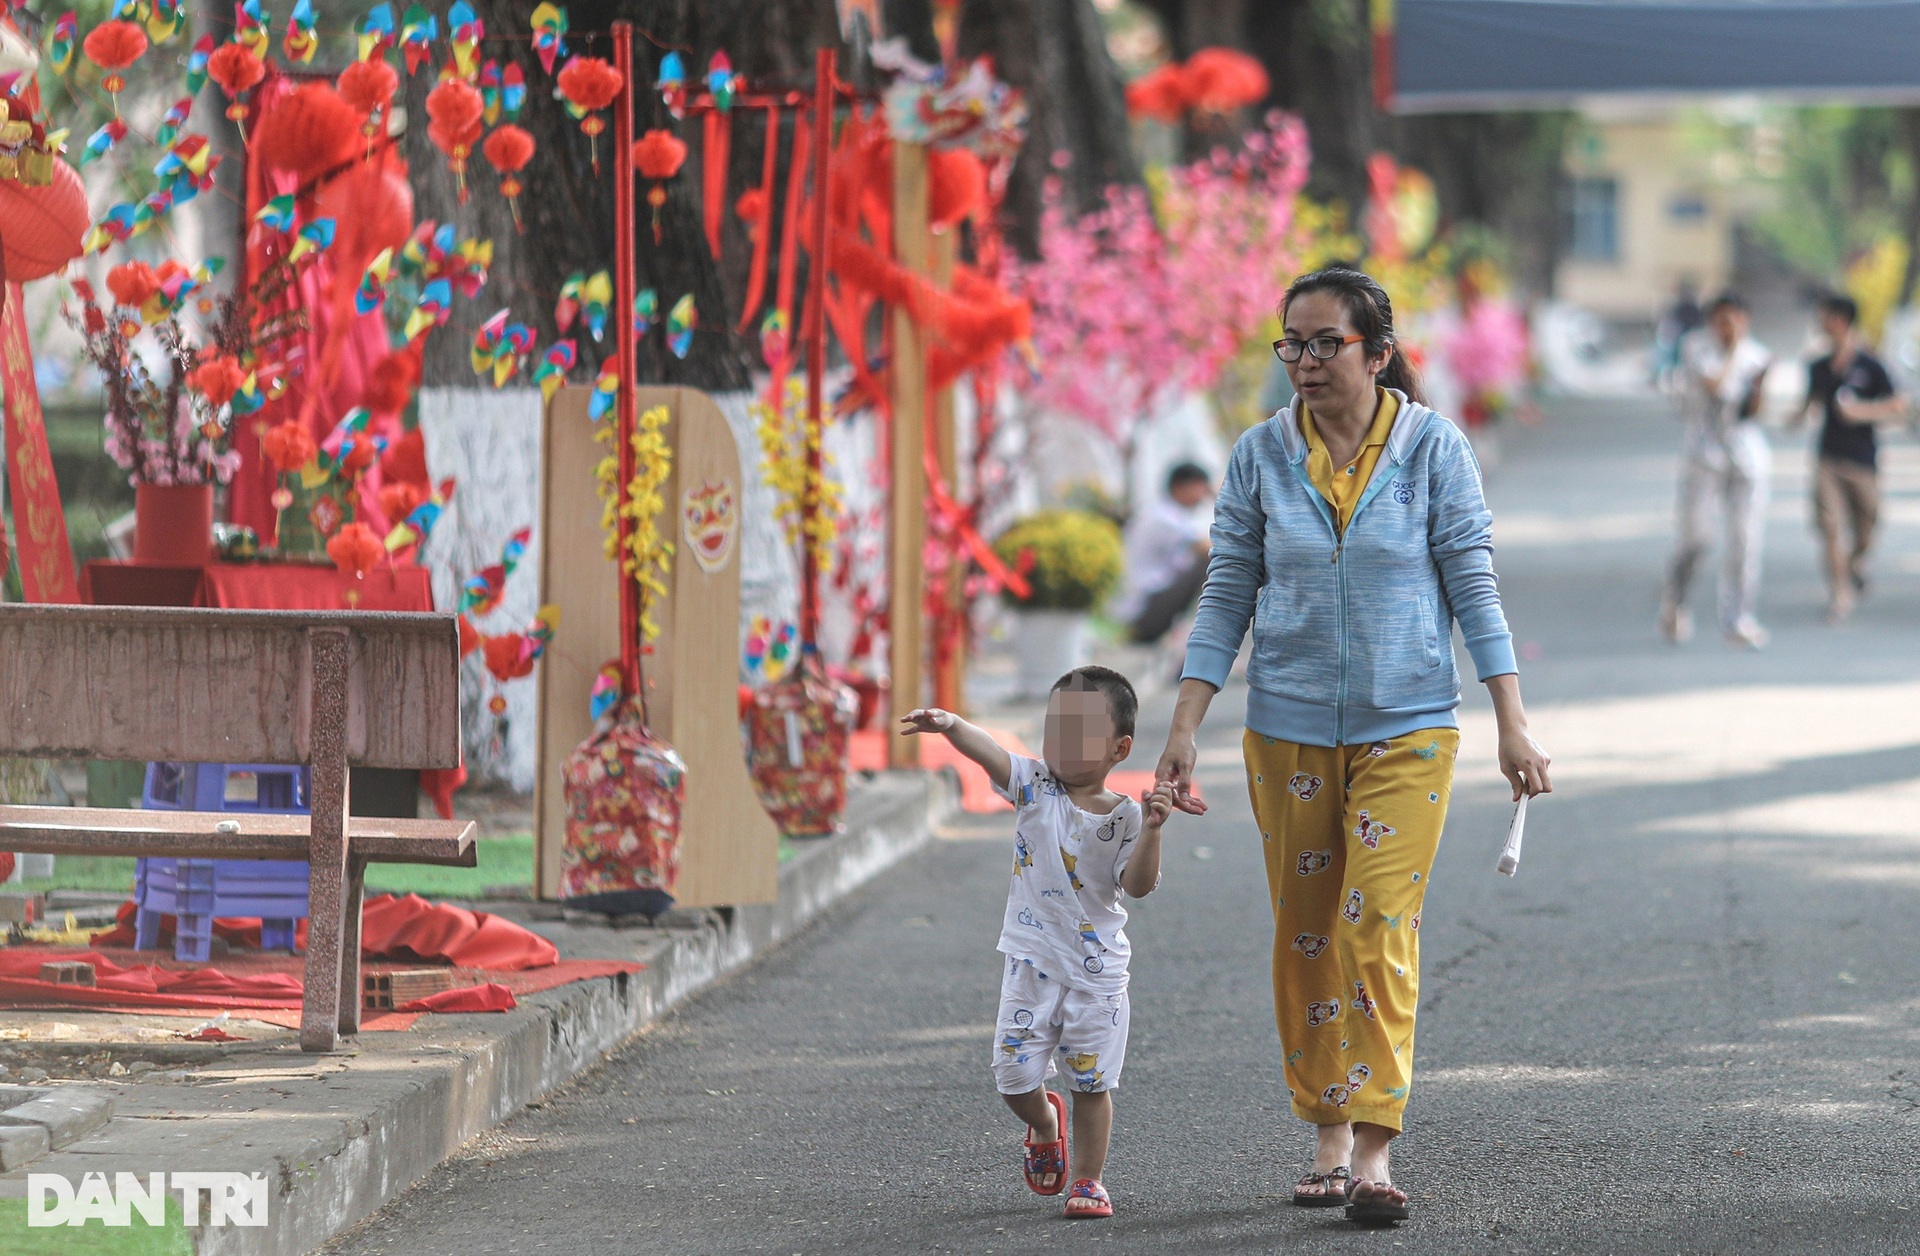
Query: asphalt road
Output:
[[327, 397, 1920, 1255]]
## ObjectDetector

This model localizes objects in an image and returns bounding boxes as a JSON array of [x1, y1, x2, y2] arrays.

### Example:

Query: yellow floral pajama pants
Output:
[[1244, 727, 1459, 1132]]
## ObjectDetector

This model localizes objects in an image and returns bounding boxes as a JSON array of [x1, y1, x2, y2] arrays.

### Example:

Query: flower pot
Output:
[[134, 483, 214, 566], [1012, 609, 1090, 698]]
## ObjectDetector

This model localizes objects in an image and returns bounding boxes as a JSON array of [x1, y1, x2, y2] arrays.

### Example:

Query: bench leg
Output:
[[339, 855, 366, 1035], [300, 626, 352, 1054]]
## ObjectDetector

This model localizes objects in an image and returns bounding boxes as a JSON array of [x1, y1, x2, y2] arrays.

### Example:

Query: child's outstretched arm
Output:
[[899, 708, 1013, 792], [1121, 783, 1173, 898]]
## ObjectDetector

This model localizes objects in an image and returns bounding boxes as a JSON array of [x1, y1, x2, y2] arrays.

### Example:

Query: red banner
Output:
[[1, 281, 79, 603]]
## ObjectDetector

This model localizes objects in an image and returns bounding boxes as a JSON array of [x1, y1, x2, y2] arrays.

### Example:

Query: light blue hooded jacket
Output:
[[1179, 391, 1517, 747]]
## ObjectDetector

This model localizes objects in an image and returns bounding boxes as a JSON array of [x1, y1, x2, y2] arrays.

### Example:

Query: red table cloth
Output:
[[81, 558, 434, 612]]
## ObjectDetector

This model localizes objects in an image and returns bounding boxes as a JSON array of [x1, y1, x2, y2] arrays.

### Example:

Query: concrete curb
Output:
[[249, 770, 950, 1255]]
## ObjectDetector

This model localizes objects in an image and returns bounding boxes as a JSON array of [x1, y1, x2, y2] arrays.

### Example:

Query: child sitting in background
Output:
[[900, 665, 1172, 1219]]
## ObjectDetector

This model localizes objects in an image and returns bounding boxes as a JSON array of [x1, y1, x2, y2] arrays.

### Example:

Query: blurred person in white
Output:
[[1658, 292, 1775, 650], [1113, 462, 1215, 647], [1796, 293, 1908, 623]]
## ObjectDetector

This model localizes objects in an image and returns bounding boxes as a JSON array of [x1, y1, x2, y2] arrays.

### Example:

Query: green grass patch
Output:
[[17, 837, 537, 902], [0, 1195, 192, 1255], [365, 834, 533, 897]]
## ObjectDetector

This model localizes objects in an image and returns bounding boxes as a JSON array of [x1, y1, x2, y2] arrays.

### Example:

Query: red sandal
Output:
[[1022, 1091, 1069, 1196], [1064, 1178, 1113, 1218]]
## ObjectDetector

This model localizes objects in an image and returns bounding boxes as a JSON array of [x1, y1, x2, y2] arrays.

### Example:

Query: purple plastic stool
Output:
[[135, 764, 312, 962]]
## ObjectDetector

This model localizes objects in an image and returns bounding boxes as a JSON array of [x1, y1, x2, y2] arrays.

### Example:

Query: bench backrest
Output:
[[0, 604, 462, 769]]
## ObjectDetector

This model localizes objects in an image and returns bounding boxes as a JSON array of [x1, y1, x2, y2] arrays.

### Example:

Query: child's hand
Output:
[[898, 708, 957, 736], [1142, 782, 1175, 829]]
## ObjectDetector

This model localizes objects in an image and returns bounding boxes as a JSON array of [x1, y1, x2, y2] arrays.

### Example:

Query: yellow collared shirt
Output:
[[1302, 389, 1400, 534]]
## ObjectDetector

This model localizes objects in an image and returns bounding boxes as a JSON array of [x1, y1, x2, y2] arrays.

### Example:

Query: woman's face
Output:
[[1282, 289, 1391, 417]]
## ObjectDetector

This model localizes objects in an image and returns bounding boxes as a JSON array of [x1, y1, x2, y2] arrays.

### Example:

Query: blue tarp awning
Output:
[[1393, 0, 1920, 110]]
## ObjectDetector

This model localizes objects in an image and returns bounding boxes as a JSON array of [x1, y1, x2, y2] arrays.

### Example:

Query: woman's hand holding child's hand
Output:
[[1142, 783, 1175, 830], [899, 708, 957, 735]]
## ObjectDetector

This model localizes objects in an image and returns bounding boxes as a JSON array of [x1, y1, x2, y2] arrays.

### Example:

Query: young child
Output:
[[901, 665, 1174, 1219]]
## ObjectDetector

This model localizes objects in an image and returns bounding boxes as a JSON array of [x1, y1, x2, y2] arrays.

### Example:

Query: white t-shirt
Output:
[[995, 755, 1142, 996], [1113, 495, 1213, 622], [1681, 329, 1771, 444]]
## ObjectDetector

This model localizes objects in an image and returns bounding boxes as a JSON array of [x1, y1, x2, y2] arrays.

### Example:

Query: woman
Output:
[[1153, 266, 1551, 1224]]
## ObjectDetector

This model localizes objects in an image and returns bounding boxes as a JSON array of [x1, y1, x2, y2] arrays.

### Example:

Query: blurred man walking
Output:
[[1658, 293, 1774, 649], [1799, 294, 1907, 622]]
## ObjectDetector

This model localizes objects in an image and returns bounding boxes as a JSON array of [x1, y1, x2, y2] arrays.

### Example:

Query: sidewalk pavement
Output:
[[0, 769, 954, 1255]]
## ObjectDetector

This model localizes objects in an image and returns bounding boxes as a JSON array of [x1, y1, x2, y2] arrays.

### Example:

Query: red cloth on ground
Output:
[[400, 982, 515, 1012], [91, 893, 559, 970]]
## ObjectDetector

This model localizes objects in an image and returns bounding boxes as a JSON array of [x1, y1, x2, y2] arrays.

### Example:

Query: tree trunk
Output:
[[957, 0, 1143, 256]]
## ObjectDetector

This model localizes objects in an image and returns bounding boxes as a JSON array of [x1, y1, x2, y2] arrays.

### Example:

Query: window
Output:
[[1565, 176, 1619, 263]]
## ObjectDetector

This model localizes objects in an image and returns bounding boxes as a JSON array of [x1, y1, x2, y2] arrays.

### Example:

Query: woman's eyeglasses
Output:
[[1272, 334, 1366, 363]]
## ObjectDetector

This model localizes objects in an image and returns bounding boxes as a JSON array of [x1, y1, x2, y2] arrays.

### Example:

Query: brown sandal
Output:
[[1291, 1164, 1351, 1208], [1344, 1177, 1410, 1225]]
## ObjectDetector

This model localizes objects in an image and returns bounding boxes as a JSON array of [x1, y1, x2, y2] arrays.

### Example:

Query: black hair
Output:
[[1818, 292, 1859, 326], [1280, 266, 1426, 405], [1050, 665, 1138, 740], [1708, 291, 1747, 314], [1166, 462, 1211, 493]]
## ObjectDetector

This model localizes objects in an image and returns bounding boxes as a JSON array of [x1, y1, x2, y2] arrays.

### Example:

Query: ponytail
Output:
[[1281, 266, 1427, 406]]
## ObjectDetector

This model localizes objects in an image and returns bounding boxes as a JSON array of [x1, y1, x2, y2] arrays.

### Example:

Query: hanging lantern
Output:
[[631, 128, 687, 244], [326, 521, 385, 578], [426, 78, 485, 202], [560, 698, 686, 919], [82, 20, 148, 113], [556, 55, 623, 175], [207, 42, 266, 136], [337, 58, 399, 147], [482, 124, 535, 232], [745, 655, 859, 837]]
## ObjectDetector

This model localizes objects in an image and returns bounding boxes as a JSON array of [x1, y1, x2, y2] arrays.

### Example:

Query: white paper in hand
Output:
[[1496, 795, 1528, 877]]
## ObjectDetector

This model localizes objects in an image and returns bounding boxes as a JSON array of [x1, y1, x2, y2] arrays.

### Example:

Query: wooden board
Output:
[[535, 385, 779, 906], [890, 141, 930, 767], [0, 605, 462, 769]]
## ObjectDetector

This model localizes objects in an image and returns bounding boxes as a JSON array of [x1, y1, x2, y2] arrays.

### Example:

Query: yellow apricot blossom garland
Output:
[[595, 402, 674, 641], [752, 377, 843, 556]]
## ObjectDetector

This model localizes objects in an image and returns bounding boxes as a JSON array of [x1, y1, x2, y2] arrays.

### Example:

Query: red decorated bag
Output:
[[560, 702, 685, 917], [745, 658, 858, 837]]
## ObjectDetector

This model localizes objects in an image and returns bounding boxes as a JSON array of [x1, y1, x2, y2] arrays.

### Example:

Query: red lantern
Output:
[[0, 158, 88, 283], [379, 480, 425, 523], [337, 59, 398, 113], [1180, 48, 1270, 115], [105, 260, 160, 310], [427, 79, 485, 202], [187, 356, 246, 409], [326, 521, 384, 578], [483, 633, 535, 683], [631, 129, 687, 244], [557, 56, 623, 174], [83, 20, 148, 111], [252, 83, 364, 183], [208, 43, 267, 135], [481, 124, 536, 233], [261, 419, 317, 473]]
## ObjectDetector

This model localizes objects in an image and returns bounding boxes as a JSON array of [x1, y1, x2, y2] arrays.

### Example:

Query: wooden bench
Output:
[[0, 604, 475, 1051]]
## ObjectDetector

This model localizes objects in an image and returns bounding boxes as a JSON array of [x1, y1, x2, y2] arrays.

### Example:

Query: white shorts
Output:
[[990, 956, 1130, 1095]]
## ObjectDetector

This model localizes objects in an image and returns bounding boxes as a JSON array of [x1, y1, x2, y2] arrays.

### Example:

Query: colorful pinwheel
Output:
[[667, 294, 697, 360], [357, 4, 394, 61], [530, 2, 567, 76], [399, 3, 437, 76], [356, 247, 395, 315], [534, 339, 576, 403], [282, 0, 317, 64]]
